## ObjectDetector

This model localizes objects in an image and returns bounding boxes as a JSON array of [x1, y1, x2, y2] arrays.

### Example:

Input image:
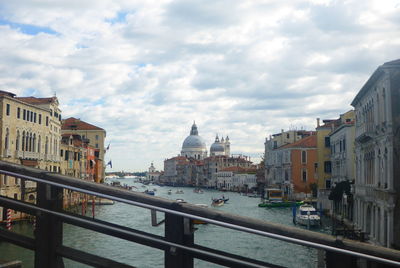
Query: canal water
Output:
[[0, 178, 333, 268]]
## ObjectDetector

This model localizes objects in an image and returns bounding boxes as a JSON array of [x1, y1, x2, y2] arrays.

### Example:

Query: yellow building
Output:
[[0, 90, 61, 221], [61, 117, 106, 182]]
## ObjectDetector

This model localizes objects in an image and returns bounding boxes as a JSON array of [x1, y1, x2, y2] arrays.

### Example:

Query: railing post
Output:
[[325, 250, 357, 268], [34, 182, 64, 268], [164, 211, 194, 268]]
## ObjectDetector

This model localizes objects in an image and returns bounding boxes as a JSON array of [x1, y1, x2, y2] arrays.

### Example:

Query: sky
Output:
[[0, 0, 399, 172]]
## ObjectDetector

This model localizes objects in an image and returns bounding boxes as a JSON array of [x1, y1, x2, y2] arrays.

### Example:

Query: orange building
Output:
[[281, 135, 317, 199]]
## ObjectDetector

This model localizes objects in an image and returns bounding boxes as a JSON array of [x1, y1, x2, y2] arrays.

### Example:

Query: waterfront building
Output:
[[315, 118, 335, 200], [61, 117, 106, 182], [0, 91, 61, 221], [351, 59, 400, 248], [326, 110, 356, 220], [203, 155, 253, 188], [264, 129, 314, 187], [181, 122, 207, 160], [162, 156, 190, 185], [216, 166, 257, 191], [277, 135, 318, 200], [146, 162, 161, 182]]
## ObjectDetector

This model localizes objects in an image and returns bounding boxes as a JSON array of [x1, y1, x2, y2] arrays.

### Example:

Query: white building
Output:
[[351, 59, 400, 248], [181, 122, 207, 160], [329, 110, 355, 221], [216, 167, 257, 191]]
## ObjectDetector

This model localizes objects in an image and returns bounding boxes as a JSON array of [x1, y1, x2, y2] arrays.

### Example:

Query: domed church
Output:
[[210, 135, 230, 156], [181, 122, 208, 160]]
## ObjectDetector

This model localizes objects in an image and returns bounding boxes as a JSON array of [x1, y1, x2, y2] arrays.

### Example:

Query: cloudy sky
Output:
[[0, 0, 399, 171]]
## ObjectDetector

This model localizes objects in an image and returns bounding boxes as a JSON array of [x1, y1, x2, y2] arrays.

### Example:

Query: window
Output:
[[324, 137, 330, 147], [34, 113, 37, 123], [302, 169, 307, 182], [27, 110, 30, 121], [23, 109, 26, 120], [6, 104, 10, 116], [273, 141, 277, 149], [60, 150, 63, 157], [286, 133, 289, 139], [46, 116, 49, 126], [17, 107, 20, 118], [343, 139, 346, 151], [301, 150, 307, 164], [30, 111, 33, 122], [324, 161, 332, 173], [325, 179, 331, 189], [95, 135, 99, 140], [95, 143, 99, 148], [39, 114, 42, 124]]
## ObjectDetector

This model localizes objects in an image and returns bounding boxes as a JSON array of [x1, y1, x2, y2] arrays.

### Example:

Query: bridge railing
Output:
[[0, 160, 399, 268]]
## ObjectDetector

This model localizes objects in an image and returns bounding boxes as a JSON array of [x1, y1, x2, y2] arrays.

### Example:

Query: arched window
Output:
[[5, 128, 9, 150], [16, 130, 20, 151], [25, 132, 29, 151], [38, 136, 41, 153], [33, 134, 36, 152], [45, 137, 49, 154], [29, 133, 33, 152], [22, 131, 25, 151]]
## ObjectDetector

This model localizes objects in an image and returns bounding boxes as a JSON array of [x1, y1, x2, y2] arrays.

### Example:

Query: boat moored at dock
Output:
[[296, 204, 321, 226]]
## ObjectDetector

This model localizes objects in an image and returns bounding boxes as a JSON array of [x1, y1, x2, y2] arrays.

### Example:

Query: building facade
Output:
[[351, 59, 400, 248], [61, 117, 106, 182], [0, 91, 61, 221]]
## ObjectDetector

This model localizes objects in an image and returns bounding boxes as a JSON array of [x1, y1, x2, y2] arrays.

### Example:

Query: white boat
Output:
[[296, 204, 321, 226]]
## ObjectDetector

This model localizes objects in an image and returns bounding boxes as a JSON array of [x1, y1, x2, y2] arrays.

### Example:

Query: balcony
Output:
[[23, 151, 39, 160], [355, 123, 375, 143]]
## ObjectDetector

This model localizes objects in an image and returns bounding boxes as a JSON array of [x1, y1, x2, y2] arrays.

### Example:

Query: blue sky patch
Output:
[[0, 19, 58, 35], [106, 11, 128, 24]]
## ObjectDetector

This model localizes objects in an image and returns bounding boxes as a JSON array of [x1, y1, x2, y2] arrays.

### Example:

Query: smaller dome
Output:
[[211, 142, 225, 152], [210, 135, 225, 153]]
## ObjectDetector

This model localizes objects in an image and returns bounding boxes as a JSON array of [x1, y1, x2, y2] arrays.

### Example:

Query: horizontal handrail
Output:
[[0, 160, 399, 267]]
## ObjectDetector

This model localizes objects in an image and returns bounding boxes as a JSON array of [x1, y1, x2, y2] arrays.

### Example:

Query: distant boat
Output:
[[193, 188, 204, 194], [144, 190, 155, 196], [175, 190, 184, 194], [258, 188, 302, 208], [167, 189, 172, 195]]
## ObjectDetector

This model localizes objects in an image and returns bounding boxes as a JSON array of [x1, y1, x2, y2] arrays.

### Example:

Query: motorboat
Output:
[[296, 204, 321, 226], [167, 189, 172, 195], [143, 190, 155, 196]]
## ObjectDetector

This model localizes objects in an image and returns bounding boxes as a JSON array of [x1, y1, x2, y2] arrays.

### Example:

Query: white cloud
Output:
[[0, 0, 399, 171]]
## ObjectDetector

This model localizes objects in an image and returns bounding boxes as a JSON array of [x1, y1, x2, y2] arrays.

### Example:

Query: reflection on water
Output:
[[0, 178, 331, 268]]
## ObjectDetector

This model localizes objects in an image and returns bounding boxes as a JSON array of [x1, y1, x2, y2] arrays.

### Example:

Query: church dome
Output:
[[182, 135, 206, 148], [181, 122, 207, 159], [210, 135, 225, 154]]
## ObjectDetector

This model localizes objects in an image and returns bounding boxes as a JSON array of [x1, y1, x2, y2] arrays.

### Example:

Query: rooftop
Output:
[[62, 117, 105, 131]]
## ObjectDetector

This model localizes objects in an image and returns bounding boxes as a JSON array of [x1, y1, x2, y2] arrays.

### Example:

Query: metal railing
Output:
[[0, 160, 399, 268]]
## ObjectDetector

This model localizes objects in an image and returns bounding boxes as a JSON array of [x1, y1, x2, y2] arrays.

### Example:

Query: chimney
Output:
[[317, 118, 320, 127]]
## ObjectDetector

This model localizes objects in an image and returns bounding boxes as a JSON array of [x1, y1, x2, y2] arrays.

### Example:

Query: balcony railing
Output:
[[0, 161, 399, 268]]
